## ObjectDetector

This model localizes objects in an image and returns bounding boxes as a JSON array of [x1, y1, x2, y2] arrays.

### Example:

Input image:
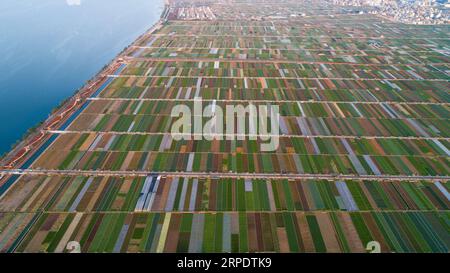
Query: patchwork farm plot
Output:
[[2, 211, 448, 253], [0, 0, 449, 252], [0, 176, 448, 213]]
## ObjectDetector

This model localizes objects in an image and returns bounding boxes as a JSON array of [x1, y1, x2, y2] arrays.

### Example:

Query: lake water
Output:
[[0, 0, 163, 155]]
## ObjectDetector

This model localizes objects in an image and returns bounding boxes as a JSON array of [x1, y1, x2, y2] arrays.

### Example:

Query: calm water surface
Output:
[[0, 0, 163, 154]]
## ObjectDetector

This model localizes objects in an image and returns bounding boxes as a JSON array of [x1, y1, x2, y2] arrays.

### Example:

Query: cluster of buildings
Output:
[[174, 6, 216, 20], [331, 0, 450, 24]]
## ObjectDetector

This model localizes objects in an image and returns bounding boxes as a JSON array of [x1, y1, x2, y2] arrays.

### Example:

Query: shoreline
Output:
[[0, 1, 170, 187]]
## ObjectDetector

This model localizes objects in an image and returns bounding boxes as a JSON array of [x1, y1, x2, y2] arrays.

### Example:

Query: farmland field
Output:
[[0, 0, 449, 253]]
